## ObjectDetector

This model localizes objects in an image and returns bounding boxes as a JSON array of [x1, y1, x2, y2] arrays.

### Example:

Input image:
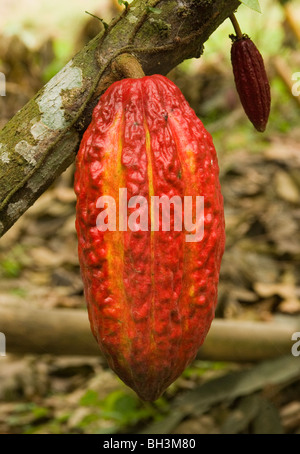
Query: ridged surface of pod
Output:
[[74, 75, 225, 401]]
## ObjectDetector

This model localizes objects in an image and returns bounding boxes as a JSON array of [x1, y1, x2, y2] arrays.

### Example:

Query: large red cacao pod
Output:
[[74, 75, 225, 401], [231, 36, 271, 132]]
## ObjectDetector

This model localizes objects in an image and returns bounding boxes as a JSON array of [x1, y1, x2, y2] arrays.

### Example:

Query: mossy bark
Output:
[[0, 0, 240, 237]]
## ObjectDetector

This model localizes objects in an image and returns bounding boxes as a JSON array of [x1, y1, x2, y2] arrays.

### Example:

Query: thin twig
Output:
[[229, 13, 243, 39]]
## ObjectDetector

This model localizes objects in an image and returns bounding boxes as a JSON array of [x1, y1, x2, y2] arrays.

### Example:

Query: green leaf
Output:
[[240, 0, 261, 13], [118, 0, 129, 7], [80, 389, 101, 407], [147, 6, 162, 15], [85, 11, 108, 29]]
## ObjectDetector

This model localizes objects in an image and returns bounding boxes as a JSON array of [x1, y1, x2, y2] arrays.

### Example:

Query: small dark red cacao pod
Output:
[[231, 35, 271, 132]]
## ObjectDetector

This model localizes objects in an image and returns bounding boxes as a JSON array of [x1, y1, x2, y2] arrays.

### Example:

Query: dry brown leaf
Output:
[[277, 299, 300, 314], [280, 401, 300, 432], [275, 170, 300, 204]]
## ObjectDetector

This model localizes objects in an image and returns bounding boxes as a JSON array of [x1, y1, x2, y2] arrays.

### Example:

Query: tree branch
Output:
[[0, 0, 240, 238]]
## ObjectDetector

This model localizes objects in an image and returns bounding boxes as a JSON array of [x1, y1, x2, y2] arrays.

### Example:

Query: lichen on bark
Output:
[[0, 0, 240, 238]]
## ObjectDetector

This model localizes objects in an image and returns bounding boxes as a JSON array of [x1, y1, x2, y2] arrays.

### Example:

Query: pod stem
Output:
[[111, 53, 145, 79], [229, 13, 243, 40]]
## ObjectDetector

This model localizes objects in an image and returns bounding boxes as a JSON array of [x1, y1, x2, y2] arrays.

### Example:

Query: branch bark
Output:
[[0, 304, 298, 361], [0, 0, 240, 238]]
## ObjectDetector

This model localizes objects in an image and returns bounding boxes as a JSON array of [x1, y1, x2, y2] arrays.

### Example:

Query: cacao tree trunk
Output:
[[0, 0, 240, 238]]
